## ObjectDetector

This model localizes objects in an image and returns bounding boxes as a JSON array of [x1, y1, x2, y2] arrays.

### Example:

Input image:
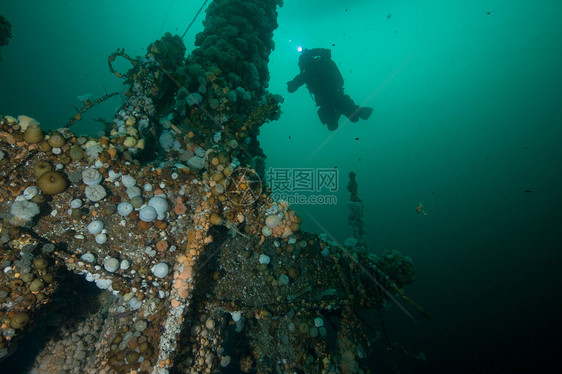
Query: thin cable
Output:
[[181, 0, 211, 39], [304, 211, 417, 323], [158, 0, 176, 36]]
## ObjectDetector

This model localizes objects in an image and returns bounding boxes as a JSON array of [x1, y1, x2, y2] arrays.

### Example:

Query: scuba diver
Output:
[[287, 48, 373, 131]]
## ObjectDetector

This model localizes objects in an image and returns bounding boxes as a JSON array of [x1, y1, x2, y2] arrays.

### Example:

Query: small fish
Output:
[[355, 137, 359, 140], [524, 190, 533, 193], [288, 135, 291, 139], [416, 203, 428, 216]]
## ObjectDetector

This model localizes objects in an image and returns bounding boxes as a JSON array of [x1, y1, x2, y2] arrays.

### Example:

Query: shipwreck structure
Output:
[[0, 1, 425, 373]]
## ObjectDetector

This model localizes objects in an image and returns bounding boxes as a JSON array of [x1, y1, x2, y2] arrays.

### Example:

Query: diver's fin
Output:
[[358, 107, 373, 120]]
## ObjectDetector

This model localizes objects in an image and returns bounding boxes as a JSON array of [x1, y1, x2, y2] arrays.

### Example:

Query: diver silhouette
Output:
[[287, 48, 373, 131]]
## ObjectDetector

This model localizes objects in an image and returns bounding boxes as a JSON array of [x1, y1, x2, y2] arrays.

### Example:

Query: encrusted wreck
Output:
[[0, 1, 425, 373]]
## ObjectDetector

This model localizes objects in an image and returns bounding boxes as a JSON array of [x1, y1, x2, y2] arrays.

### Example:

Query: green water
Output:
[[267, 2, 562, 373], [1, 1, 561, 373]]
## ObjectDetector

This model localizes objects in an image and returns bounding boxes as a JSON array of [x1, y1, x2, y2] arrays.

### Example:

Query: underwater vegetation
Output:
[[0, 1, 425, 373]]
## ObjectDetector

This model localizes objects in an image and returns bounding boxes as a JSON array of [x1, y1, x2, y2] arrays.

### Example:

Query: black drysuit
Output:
[[287, 48, 372, 130]]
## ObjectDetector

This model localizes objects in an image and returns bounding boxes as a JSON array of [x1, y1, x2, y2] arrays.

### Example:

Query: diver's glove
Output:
[[287, 80, 298, 93]]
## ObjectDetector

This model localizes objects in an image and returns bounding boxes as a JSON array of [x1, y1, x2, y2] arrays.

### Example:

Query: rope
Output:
[[181, 0, 211, 39]]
